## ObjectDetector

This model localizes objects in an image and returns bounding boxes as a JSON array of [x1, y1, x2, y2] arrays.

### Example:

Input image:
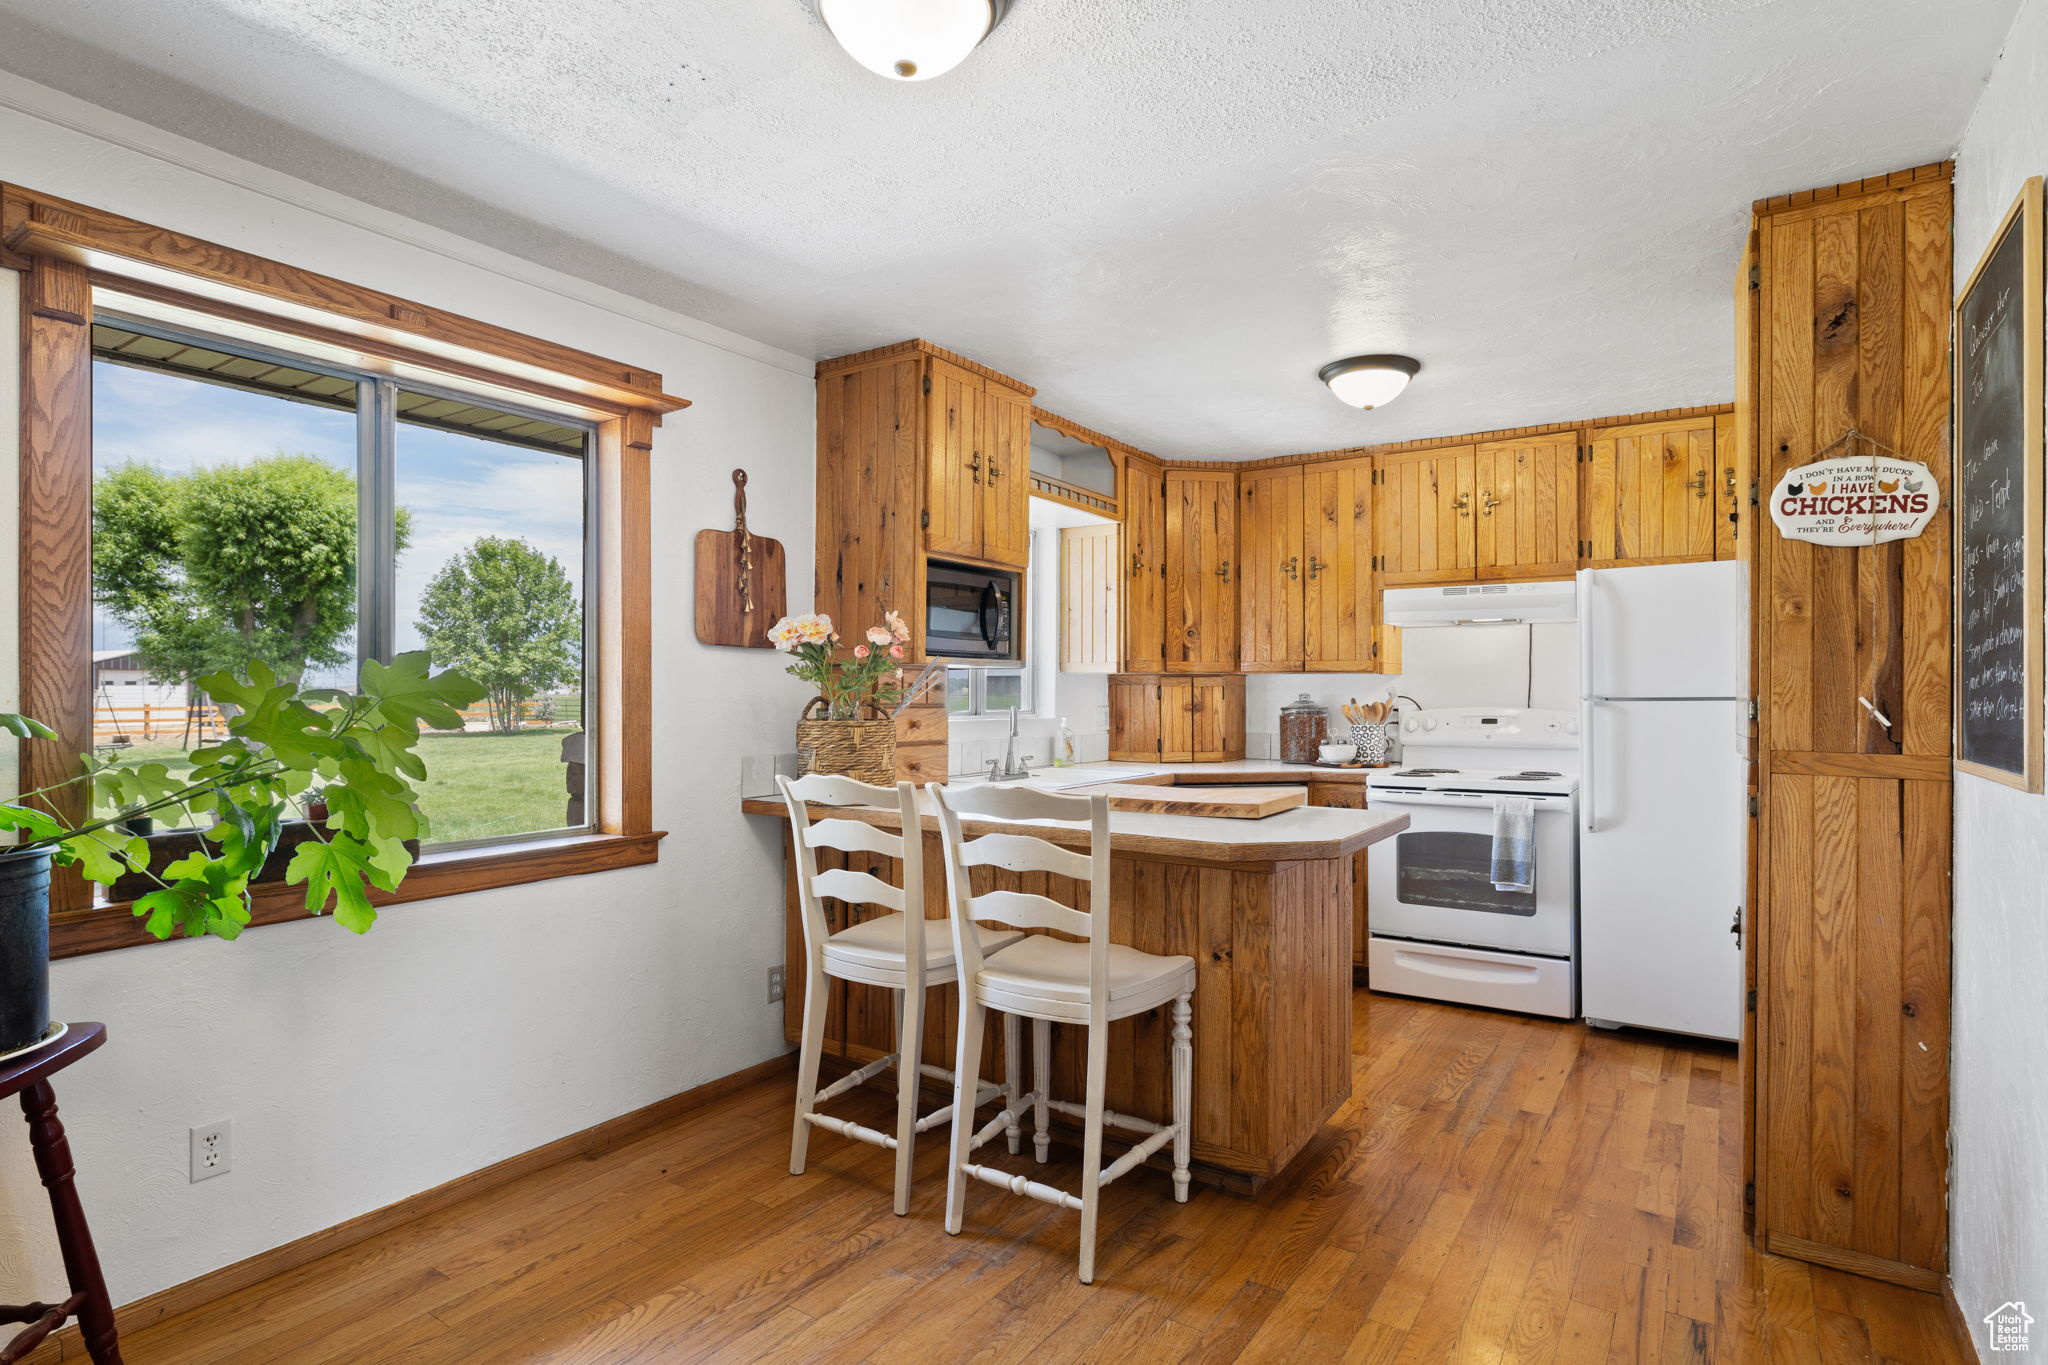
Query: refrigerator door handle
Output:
[[1578, 570, 1597, 700], [1582, 699, 1597, 833]]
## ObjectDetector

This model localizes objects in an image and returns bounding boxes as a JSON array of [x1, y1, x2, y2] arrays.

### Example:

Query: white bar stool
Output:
[[930, 783, 1197, 1283], [778, 774, 1026, 1215]]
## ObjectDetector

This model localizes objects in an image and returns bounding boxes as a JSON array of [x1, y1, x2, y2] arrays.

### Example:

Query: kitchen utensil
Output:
[[695, 468, 788, 648], [1350, 722, 1390, 765], [1319, 742, 1357, 764]]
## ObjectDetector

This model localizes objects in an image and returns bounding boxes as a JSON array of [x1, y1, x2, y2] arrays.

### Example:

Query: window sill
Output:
[[48, 829, 666, 960]]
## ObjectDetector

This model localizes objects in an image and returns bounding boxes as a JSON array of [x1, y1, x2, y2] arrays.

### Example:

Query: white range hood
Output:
[[1382, 579, 1577, 627]]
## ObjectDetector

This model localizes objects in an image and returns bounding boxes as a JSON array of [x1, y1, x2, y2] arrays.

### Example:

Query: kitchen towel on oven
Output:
[[1489, 796, 1535, 892]]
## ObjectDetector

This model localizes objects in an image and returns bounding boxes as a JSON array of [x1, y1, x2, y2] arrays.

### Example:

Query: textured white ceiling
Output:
[[0, 0, 2020, 457]]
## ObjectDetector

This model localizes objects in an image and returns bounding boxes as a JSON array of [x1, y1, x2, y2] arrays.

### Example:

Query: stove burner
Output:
[[1390, 767, 1459, 777], [1496, 770, 1564, 781]]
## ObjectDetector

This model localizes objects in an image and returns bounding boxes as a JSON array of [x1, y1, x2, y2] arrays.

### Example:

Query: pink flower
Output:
[[866, 626, 893, 647], [888, 644, 906, 660], [853, 644, 870, 659], [884, 609, 911, 643]]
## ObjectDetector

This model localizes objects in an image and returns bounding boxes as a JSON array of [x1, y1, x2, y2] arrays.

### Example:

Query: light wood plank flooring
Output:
[[111, 991, 1967, 1363]]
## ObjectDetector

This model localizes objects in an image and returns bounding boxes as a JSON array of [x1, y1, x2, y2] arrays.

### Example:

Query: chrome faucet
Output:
[[993, 707, 1033, 781]]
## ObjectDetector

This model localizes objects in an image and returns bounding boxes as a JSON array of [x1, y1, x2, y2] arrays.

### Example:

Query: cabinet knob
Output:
[[1216, 560, 1232, 584], [969, 453, 982, 485], [1283, 555, 1299, 580], [1685, 471, 1709, 498], [1307, 555, 1325, 580], [1479, 491, 1501, 516]]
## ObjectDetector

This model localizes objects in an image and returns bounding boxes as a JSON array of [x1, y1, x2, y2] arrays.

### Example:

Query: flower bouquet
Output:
[[770, 609, 912, 782]]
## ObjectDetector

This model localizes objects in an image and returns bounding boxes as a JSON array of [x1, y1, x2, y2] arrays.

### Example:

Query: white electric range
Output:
[[1364, 707, 1581, 1019]]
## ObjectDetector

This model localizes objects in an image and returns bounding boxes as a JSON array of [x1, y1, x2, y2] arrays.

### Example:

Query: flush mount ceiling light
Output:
[[1319, 354, 1422, 410], [818, 0, 1008, 81]]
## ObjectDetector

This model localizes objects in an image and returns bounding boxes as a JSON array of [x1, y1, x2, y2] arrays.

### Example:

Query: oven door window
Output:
[[1394, 830, 1537, 916]]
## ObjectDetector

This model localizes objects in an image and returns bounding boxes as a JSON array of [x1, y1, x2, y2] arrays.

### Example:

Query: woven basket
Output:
[[795, 697, 897, 785]]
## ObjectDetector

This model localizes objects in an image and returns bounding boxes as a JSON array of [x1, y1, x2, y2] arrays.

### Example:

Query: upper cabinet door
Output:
[[1164, 469, 1238, 672], [1373, 446, 1476, 584], [1237, 466, 1304, 670], [925, 359, 984, 560], [1302, 456, 1379, 670], [1582, 417, 1718, 567], [1476, 433, 1579, 580], [1122, 458, 1167, 672], [977, 381, 1033, 568]]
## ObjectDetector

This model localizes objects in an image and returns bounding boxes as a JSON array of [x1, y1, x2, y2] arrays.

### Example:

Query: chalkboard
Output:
[[1954, 178, 2043, 791]]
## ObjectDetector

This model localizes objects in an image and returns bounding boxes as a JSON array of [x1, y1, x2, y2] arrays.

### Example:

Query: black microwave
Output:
[[925, 562, 1019, 660]]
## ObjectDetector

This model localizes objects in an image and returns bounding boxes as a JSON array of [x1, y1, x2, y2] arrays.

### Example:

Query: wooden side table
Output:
[[0, 1022, 123, 1364]]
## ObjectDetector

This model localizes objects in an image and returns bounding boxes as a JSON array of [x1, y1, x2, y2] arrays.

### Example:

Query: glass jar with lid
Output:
[[1279, 693, 1327, 765]]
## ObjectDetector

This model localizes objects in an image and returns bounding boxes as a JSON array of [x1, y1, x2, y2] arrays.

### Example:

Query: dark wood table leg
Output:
[[20, 1081, 123, 1365]]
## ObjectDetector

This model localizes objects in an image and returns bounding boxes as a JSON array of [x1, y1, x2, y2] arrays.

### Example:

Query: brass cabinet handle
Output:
[[1308, 555, 1325, 580], [969, 453, 982, 485], [1453, 492, 1472, 517], [1283, 555, 1299, 580], [1130, 551, 1143, 576], [1216, 560, 1232, 584], [1480, 490, 1502, 516], [1685, 472, 1708, 498], [988, 463, 1002, 481]]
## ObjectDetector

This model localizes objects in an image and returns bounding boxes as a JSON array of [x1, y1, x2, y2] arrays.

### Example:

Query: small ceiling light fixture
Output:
[[1319, 354, 1422, 410], [818, 0, 1008, 82]]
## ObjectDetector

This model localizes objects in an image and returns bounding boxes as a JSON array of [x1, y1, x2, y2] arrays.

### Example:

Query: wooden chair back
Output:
[[929, 784, 1112, 1009], [777, 774, 924, 972]]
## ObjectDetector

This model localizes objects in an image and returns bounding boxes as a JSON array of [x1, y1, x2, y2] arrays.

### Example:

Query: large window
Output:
[[89, 318, 593, 849]]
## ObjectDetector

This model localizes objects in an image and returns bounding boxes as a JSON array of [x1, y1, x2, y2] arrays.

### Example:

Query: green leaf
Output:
[[0, 803, 67, 842], [133, 883, 205, 939], [61, 831, 128, 885], [0, 713, 59, 740], [357, 651, 487, 732], [284, 836, 381, 933]]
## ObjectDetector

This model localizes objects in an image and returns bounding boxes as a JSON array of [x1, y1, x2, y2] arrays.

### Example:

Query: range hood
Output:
[[1382, 579, 1577, 627]]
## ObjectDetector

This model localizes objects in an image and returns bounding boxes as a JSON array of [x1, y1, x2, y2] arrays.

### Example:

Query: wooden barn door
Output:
[[1748, 165, 1954, 1289]]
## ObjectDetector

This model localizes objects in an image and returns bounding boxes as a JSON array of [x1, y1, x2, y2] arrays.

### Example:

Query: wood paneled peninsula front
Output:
[[743, 771, 1406, 1192]]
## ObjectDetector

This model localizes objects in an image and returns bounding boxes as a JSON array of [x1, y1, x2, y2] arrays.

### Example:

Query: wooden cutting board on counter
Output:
[[1072, 783, 1307, 819]]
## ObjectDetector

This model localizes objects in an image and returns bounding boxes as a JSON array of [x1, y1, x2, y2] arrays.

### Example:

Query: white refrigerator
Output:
[[1577, 561, 1749, 1041]]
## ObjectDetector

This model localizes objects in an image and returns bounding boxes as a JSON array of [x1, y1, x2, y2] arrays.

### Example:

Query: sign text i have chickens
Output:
[[1770, 454, 1941, 546]]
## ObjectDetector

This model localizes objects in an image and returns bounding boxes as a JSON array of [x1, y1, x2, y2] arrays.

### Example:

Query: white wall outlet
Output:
[[189, 1120, 231, 1182], [767, 966, 786, 1004]]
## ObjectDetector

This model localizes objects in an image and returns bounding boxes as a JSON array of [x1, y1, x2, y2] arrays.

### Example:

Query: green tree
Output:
[[415, 537, 580, 733], [93, 454, 410, 686]]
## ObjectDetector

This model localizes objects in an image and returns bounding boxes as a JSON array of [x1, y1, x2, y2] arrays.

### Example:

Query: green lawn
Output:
[[95, 728, 582, 846]]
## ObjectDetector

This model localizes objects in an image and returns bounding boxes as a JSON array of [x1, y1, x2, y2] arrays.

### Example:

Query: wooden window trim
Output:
[[6, 184, 676, 954]]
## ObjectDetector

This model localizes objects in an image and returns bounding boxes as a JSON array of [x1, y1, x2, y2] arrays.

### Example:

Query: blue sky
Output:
[[92, 361, 584, 683]]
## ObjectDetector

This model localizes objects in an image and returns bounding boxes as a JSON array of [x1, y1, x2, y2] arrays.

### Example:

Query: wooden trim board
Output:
[[1763, 1232, 1943, 1293], [34, 1053, 795, 1357], [1067, 782, 1308, 818]]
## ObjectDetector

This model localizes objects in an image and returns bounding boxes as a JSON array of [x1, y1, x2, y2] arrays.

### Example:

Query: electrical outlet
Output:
[[189, 1120, 231, 1183], [767, 966, 786, 1004]]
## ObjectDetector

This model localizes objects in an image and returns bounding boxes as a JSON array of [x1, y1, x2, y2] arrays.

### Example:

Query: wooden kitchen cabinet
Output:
[[1474, 433, 1579, 579], [1058, 522, 1120, 672], [1306, 780, 1373, 979], [1241, 456, 1391, 671], [1237, 466, 1305, 671], [816, 341, 1037, 665], [1581, 415, 1722, 568], [1372, 446, 1477, 584], [1108, 674, 1245, 762], [1122, 455, 1167, 672], [924, 355, 1033, 569], [1164, 469, 1238, 672]]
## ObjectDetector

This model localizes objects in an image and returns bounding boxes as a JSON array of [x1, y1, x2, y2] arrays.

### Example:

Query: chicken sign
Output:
[[1768, 450, 1941, 546]]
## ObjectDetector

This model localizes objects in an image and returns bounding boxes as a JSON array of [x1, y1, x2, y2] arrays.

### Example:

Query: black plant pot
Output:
[[0, 848, 52, 1054]]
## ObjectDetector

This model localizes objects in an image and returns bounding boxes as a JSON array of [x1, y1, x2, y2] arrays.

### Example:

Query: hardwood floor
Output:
[[108, 991, 1967, 1363]]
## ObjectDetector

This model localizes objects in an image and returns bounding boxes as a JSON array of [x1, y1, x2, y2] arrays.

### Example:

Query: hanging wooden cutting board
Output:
[[695, 469, 787, 648]]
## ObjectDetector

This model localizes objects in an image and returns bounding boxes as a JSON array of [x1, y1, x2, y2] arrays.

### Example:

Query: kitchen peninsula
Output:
[[742, 767, 1406, 1191]]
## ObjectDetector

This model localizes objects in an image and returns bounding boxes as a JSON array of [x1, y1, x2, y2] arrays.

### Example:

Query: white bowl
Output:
[[1318, 743, 1357, 764]]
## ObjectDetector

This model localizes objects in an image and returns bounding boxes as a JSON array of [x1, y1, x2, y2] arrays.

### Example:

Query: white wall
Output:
[[0, 74, 816, 1307], [1951, 0, 2048, 1344]]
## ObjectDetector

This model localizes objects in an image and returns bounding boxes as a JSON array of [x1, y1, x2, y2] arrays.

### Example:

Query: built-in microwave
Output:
[[925, 561, 1019, 661]]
